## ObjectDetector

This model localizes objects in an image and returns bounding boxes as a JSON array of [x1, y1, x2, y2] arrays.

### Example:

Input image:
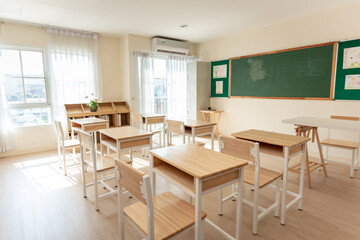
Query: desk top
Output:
[[200, 110, 224, 114], [99, 126, 153, 140], [150, 144, 248, 179], [142, 114, 166, 119], [184, 119, 216, 128], [71, 117, 109, 125], [232, 129, 310, 148], [282, 116, 360, 131]]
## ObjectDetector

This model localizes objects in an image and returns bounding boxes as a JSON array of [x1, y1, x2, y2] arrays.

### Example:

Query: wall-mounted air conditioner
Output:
[[152, 37, 189, 55]]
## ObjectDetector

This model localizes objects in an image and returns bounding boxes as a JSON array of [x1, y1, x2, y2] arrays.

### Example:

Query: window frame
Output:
[[1, 45, 51, 127]]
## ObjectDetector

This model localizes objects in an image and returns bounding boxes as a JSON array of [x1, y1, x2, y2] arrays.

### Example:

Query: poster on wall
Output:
[[343, 46, 360, 69], [216, 81, 223, 94], [213, 64, 227, 78], [345, 74, 360, 89]]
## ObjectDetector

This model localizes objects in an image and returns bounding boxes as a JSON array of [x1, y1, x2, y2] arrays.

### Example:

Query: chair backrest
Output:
[[331, 115, 360, 121], [78, 130, 97, 170], [54, 120, 65, 144], [131, 112, 143, 125], [166, 119, 184, 135], [218, 136, 258, 163], [78, 130, 94, 151], [116, 160, 154, 239]]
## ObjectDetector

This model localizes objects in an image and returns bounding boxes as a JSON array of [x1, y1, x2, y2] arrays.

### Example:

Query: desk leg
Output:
[[211, 126, 215, 150], [298, 143, 307, 210], [236, 167, 244, 240], [192, 128, 196, 144], [314, 128, 328, 177], [115, 140, 120, 188], [94, 131, 98, 154], [281, 147, 289, 226], [195, 178, 202, 240], [149, 155, 156, 196]]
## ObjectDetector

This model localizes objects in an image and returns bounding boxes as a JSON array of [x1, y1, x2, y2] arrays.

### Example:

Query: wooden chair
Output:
[[54, 120, 80, 175], [321, 115, 360, 178], [79, 130, 127, 211], [218, 136, 282, 235], [116, 160, 207, 240], [166, 119, 205, 147]]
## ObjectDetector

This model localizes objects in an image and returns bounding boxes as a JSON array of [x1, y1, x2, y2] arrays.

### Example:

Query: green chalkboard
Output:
[[335, 39, 360, 100], [230, 43, 336, 99], [211, 60, 229, 97]]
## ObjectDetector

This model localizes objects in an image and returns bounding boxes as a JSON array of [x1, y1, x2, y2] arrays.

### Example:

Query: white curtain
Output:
[[46, 28, 102, 125], [0, 22, 16, 152], [131, 52, 193, 120], [167, 55, 192, 120]]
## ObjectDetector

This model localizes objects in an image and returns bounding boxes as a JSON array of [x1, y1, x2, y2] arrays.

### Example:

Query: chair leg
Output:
[[305, 150, 312, 188], [81, 162, 87, 198], [57, 144, 61, 168], [189, 196, 193, 204], [62, 148, 67, 176], [252, 185, 259, 235], [218, 188, 223, 216], [201, 219, 205, 240], [274, 178, 281, 218], [355, 147, 359, 171], [94, 171, 99, 211], [350, 150, 355, 178]]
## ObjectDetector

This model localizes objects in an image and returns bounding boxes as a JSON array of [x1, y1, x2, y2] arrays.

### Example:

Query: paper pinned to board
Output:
[[345, 74, 360, 89], [216, 81, 223, 94], [213, 64, 227, 78]]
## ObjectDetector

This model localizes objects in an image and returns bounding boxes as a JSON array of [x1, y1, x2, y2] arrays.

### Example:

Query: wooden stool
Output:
[[288, 126, 327, 188]]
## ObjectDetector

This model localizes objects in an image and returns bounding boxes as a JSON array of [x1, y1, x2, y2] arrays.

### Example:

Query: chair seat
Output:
[[244, 165, 282, 188], [84, 153, 129, 172], [321, 138, 359, 149], [63, 139, 80, 149], [124, 192, 207, 240]]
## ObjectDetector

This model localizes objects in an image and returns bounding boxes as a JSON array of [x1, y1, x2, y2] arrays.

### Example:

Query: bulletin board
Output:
[[211, 60, 229, 97], [335, 39, 360, 100]]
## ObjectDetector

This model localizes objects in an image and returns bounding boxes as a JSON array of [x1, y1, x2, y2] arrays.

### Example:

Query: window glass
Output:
[[21, 51, 45, 77], [24, 78, 47, 103], [4, 78, 25, 103], [9, 108, 51, 127]]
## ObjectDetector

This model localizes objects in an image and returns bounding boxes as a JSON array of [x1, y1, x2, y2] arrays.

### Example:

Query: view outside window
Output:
[[0, 49, 50, 127]]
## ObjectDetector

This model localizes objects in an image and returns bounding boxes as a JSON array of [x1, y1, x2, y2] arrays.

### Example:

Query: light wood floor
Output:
[[1, 137, 360, 240]]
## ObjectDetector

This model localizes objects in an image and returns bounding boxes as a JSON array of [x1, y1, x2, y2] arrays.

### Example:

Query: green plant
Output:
[[87, 100, 99, 111]]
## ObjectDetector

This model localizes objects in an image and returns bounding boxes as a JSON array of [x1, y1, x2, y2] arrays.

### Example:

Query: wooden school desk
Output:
[[99, 126, 153, 163], [231, 129, 309, 226], [150, 144, 248, 240], [282, 116, 360, 179], [200, 110, 224, 135], [142, 114, 166, 147], [71, 117, 109, 152], [184, 120, 216, 150]]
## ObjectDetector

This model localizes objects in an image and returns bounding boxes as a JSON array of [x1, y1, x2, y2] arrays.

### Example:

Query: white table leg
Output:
[[236, 168, 244, 240], [281, 147, 289, 225], [94, 131, 98, 153], [150, 155, 156, 196], [298, 143, 307, 210], [192, 128, 196, 144], [195, 178, 202, 240]]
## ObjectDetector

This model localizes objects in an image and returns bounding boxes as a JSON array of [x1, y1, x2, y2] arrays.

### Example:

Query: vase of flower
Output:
[[85, 94, 102, 112]]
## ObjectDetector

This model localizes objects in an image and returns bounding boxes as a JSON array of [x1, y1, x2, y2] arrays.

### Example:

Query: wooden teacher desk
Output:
[[184, 120, 216, 150], [231, 129, 309, 226], [150, 144, 248, 240]]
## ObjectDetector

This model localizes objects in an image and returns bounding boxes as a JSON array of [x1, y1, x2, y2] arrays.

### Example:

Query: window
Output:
[[0, 48, 50, 127]]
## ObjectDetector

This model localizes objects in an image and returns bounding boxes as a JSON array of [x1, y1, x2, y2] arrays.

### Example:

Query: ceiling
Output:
[[0, 0, 359, 42]]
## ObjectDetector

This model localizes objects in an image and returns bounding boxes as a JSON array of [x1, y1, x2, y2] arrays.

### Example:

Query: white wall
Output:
[[197, 2, 360, 156]]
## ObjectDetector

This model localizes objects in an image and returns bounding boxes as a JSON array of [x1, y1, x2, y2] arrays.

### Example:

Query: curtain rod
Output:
[[0, 18, 98, 35]]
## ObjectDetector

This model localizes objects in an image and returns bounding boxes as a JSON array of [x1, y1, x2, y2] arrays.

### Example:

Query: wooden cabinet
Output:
[[64, 101, 130, 134]]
